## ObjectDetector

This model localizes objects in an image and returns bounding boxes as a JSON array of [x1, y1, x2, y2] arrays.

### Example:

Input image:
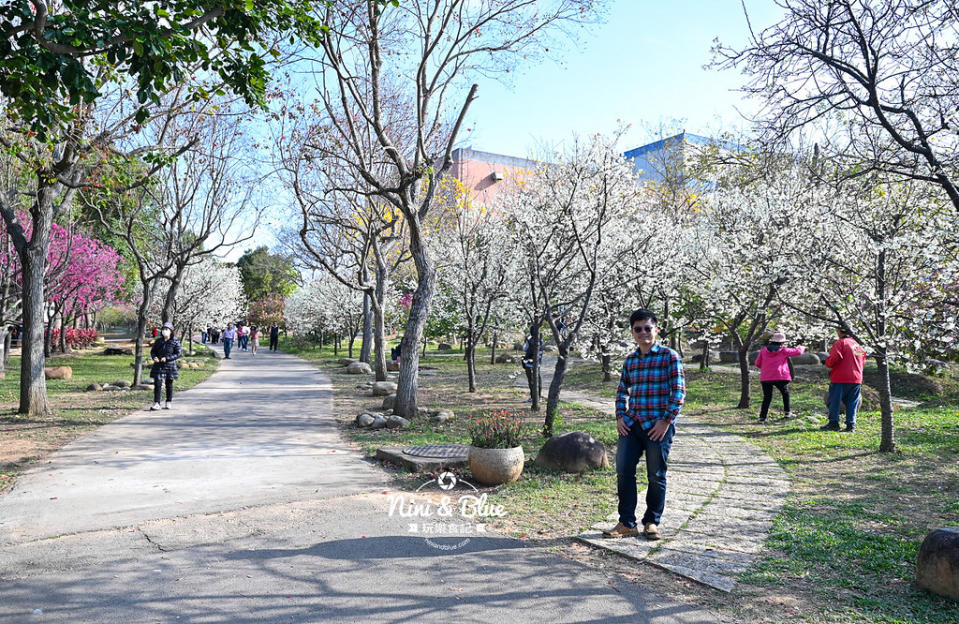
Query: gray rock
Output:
[[372, 381, 398, 396], [112, 379, 131, 388], [339, 358, 359, 366], [386, 360, 400, 372], [386, 414, 410, 429], [382, 394, 396, 410], [535, 431, 609, 473], [916, 527, 959, 601], [133, 384, 152, 391], [102, 347, 133, 356], [543, 345, 558, 354], [430, 409, 455, 422], [718, 351, 739, 363], [101, 385, 121, 392], [370, 415, 388, 429], [416, 407, 430, 418], [346, 362, 373, 374], [85, 383, 102, 392], [356, 413, 375, 428], [437, 342, 453, 351], [791, 352, 821, 366], [816, 352, 829, 363], [495, 353, 520, 364]]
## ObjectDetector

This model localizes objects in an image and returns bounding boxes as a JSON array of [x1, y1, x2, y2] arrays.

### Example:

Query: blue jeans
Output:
[[828, 382, 861, 426], [616, 422, 674, 528], [223, 338, 233, 358]]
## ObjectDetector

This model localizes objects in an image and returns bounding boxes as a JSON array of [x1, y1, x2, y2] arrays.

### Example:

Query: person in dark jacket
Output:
[[269, 322, 280, 351], [150, 321, 182, 410]]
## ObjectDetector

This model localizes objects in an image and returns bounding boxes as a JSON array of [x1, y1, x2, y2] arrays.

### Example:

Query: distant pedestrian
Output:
[[239, 323, 250, 351], [150, 321, 181, 411], [603, 309, 685, 542], [391, 338, 403, 363], [269, 322, 280, 352], [754, 332, 805, 423], [521, 327, 544, 403], [822, 325, 868, 432], [221, 323, 237, 359], [250, 325, 259, 356], [202, 326, 210, 344]]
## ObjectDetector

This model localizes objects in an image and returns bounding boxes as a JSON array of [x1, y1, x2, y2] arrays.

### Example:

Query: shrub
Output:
[[467, 409, 526, 449]]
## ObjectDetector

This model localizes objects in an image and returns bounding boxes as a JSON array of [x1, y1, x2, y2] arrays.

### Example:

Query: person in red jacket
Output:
[[822, 326, 868, 432]]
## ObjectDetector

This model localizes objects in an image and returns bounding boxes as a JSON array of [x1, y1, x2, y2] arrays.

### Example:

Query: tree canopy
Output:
[[236, 246, 298, 302]]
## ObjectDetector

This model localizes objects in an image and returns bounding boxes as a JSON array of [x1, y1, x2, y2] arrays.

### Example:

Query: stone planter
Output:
[[468, 446, 524, 485]]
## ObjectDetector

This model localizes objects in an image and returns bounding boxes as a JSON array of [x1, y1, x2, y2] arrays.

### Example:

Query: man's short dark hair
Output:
[[629, 309, 657, 327]]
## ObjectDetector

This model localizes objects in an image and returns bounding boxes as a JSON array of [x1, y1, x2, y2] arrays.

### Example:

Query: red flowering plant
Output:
[[466, 409, 526, 449]]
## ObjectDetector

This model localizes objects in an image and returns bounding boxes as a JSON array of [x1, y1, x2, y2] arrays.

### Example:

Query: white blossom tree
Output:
[[501, 134, 641, 436], [300, 0, 600, 419], [784, 175, 959, 452], [431, 184, 517, 392]]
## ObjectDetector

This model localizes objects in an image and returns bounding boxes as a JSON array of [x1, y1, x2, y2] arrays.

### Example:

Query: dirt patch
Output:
[[0, 438, 41, 465]]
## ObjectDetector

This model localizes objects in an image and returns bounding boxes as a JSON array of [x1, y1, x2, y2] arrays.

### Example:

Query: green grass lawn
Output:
[[285, 336, 959, 624]]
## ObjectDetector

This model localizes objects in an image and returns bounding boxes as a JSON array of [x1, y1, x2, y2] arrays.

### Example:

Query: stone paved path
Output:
[[518, 357, 791, 592]]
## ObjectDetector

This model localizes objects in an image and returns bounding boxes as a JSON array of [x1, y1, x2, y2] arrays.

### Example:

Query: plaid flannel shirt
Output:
[[615, 344, 686, 431]]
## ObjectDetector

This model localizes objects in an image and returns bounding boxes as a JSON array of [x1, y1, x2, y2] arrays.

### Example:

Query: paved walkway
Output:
[[519, 357, 790, 592], [0, 346, 723, 623]]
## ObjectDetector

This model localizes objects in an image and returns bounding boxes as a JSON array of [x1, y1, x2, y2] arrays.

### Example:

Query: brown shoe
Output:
[[602, 522, 639, 538], [642, 523, 661, 540]]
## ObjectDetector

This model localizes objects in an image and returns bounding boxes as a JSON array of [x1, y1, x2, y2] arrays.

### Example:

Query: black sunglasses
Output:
[[632, 325, 655, 333]]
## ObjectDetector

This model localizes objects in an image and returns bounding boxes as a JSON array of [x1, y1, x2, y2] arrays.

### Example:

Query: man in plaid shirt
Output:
[[603, 309, 685, 540]]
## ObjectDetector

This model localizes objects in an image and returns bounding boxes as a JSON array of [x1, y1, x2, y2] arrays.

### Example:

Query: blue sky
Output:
[[461, 0, 786, 157]]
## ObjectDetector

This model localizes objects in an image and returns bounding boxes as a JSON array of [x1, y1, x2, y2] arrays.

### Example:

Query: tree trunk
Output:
[[348, 332, 355, 358], [0, 327, 7, 379], [372, 300, 388, 383], [394, 242, 436, 419], [58, 312, 68, 354], [700, 340, 709, 371], [730, 330, 751, 409], [465, 325, 477, 393], [19, 249, 51, 415], [43, 308, 52, 358], [874, 351, 896, 452], [187, 323, 194, 355], [131, 283, 154, 387], [360, 292, 372, 364], [489, 331, 497, 365], [544, 346, 570, 437], [601, 352, 612, 382]]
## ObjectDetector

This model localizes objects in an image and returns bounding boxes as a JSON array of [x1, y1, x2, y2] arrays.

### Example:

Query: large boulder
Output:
[[370, 414, 388, 429], [44, 366, 72, 380], [386, 414, 410, 429], [823, 385, 884, 413], [356, 413, 376, 428], [495, 353, 520, 364], [346, 362, 373, 375], [430, 409, 455, 423], [437, 343, 453, 351], [339, 357, 359, 366], [791, 352, 822, 366], [543, 344, 558, 354], [372, 381, 398, 396], [917, 527, 959, 601], [718, 351, 738, 363], [535, 431, 609, 473], [816, 352, 829, 364], [386, 360, 400, 372], [103, 347, 133, 356], [382, 394, 396, 410]]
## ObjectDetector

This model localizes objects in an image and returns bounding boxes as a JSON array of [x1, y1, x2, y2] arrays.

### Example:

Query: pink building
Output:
[[446, 148, 540, 205]]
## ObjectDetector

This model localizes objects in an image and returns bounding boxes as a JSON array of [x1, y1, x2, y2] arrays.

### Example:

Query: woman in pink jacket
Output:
[[753, 332, 805, 422]]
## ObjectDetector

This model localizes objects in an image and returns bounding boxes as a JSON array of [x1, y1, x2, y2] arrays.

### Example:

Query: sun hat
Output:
[[769, 332, 786, 343]]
